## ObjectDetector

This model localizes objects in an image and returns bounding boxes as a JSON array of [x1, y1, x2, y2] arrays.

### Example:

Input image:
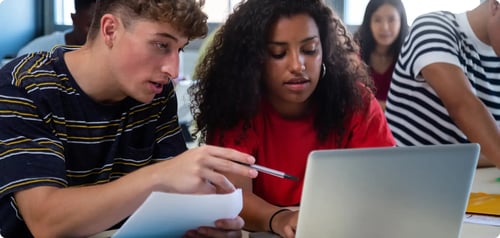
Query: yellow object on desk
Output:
[[466, 192, 500, 216]]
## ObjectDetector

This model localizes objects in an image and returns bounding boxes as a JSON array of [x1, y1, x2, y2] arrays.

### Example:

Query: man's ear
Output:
[[70, 12, 77, 23], [101, 14, 119, 48]]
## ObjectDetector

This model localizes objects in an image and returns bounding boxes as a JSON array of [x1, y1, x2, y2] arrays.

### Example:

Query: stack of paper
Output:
[[112, 189, 243, 237], [464, 192, 500, 226], [467, 192, 500, 216]]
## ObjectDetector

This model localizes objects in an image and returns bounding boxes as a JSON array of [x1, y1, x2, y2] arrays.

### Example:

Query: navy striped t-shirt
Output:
[[0, 46, 187, 237]]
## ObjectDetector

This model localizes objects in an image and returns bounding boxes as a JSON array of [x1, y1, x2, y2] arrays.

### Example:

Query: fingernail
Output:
[[248, 156, 256, 164], [250, 168, 258, 177]]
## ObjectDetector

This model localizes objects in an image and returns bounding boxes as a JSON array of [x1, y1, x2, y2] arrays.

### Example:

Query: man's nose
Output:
[[161, 53, 180, 80]]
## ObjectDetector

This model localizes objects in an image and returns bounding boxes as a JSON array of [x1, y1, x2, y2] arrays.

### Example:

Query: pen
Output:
[[239, 162, 299, 181]]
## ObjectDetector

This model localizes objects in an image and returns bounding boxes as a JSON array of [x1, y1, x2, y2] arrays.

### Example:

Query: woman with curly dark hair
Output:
[[190, 0, 395, 236]]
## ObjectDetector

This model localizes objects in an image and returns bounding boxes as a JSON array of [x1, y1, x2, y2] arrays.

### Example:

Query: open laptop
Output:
[[295, 144, 480, 238]]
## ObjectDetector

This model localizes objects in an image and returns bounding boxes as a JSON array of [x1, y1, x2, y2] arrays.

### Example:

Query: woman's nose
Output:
[[290, 51, 305, 73]]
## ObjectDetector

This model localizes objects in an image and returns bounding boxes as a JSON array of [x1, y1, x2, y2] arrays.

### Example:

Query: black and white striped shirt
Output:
[[385, 11, 500, 146]]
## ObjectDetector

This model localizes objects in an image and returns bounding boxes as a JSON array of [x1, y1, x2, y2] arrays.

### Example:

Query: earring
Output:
[[321, 63, 326, 79]]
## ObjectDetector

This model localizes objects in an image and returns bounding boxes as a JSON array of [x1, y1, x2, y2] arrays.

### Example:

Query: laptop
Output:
[[295, 144, 480, 238]]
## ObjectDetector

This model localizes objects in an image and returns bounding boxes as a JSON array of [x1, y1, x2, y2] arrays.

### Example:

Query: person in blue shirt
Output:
[[17, 0, 96, 56]]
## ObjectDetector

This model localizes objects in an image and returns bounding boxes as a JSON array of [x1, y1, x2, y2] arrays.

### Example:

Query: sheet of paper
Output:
[[112, 189, 242, 238], [463, 214, 500, 227]]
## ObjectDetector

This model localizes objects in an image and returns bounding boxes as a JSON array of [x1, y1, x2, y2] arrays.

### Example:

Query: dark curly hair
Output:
[[190, 0, 373, 144], [87, 0, 208, 41], [354, 0, 409, 64]]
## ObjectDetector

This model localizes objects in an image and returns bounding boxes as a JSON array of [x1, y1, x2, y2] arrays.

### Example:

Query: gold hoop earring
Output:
[[321, 63, 326, 79]]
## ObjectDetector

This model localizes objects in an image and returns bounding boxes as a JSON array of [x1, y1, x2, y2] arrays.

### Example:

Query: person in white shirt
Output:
[[385, 0, 500, 167]]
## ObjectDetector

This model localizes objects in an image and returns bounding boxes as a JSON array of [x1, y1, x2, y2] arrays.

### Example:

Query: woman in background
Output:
[[355, 0, 408, 110]]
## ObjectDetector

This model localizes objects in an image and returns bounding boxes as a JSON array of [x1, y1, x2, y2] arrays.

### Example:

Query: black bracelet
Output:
[[269, 208, 291, 234]]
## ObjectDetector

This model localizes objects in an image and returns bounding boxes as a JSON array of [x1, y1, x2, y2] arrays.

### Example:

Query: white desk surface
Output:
[[242, 167, 500, 238], [88, 168, 500, 238], [470, 167, 500, 193], [459, 167, 500, 238]]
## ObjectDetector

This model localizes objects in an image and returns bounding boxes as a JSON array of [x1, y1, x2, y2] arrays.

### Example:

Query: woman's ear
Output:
[[490, 0, 500, 15]]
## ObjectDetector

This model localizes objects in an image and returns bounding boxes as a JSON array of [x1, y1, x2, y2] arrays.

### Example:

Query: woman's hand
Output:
[[271, 210, 298, 238]]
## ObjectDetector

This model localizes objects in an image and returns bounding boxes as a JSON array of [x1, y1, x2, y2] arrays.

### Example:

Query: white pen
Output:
[[239, 162, 299, 181]]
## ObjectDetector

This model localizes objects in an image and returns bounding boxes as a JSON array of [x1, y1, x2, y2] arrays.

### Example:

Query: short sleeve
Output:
[[344, 94, 396, 148], [401, 12, 462, 79], [0, 83, 67, 201]]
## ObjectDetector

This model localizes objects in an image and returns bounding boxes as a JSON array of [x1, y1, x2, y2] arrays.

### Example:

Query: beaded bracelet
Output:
[[269, 208, 291, 234]]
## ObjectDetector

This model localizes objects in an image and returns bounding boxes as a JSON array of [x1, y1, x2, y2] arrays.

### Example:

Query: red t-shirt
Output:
[[209, 94, 395, 206], [371, 62, 395, 101]]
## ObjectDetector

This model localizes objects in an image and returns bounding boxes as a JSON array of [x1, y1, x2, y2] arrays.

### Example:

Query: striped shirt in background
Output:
[[0, 46, 187, 237], [385, 11, 500, 146]]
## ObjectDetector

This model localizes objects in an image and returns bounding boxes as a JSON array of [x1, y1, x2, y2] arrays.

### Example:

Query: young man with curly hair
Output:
[[0, 1, 257, 237]]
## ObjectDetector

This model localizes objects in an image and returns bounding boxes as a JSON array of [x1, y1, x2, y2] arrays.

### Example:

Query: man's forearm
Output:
[[15, 166, 154, 237]]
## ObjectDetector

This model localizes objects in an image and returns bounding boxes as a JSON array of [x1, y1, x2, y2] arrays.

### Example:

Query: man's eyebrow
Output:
[[155, 32, 179, 42], [267, 36, 319, 46], [155, 32, 189, 47]]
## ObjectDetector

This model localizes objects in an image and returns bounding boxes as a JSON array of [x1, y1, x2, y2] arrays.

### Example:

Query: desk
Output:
[[89, 168, 500, 238], [469, 167, 500, 193], [242, 167, 500, 238], [459, 167, 500, 237]]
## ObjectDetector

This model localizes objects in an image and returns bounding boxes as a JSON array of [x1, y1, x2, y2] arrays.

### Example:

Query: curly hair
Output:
[[190, 0, 372, 144], [87, 0, 208, 40], [354, 0, 409, 64]]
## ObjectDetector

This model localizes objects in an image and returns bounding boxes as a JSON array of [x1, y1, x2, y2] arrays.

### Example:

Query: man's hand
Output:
[[149, 145, 258, 194], [184, 216, 245, 238]]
